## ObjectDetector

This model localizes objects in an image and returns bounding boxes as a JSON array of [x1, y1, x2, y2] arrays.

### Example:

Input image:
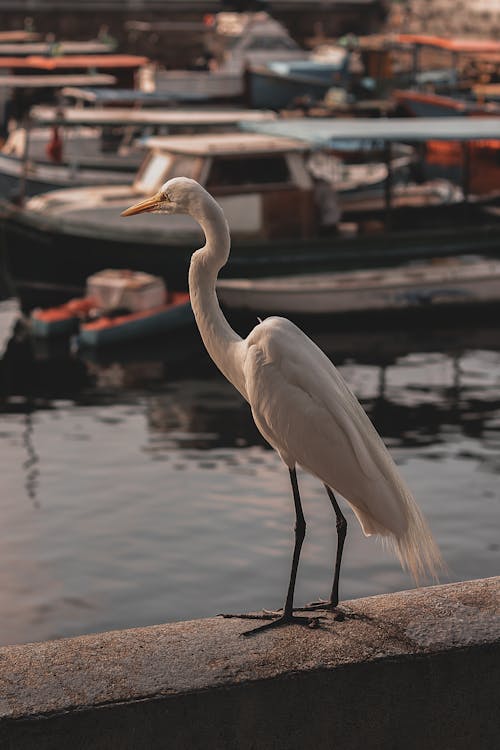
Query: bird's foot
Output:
[[219, 611, 322, 636], [296, 599, 346, 621], [241, 613, 322, 637]]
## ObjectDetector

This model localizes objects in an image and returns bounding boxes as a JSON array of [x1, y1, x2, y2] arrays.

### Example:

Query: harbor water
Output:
[[0, 298, 499, 646]]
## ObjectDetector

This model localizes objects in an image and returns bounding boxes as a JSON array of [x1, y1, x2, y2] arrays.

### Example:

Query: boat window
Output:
[[135, 152, 173, 193], [206, 155, 290, 189], [166, 155, 198, 180], [135, 152, 199, 193]]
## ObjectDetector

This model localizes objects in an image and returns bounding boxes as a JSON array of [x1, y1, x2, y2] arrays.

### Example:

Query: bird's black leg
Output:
[[300, 485, 347, 616], [326, 485, 347, 607], [239, 468, 322, 635], [220, 467, 322, 635]]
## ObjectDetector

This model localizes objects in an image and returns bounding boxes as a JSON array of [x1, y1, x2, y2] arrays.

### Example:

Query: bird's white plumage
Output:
[[242, 316, 408, 536], [124, 176, 443, 587]]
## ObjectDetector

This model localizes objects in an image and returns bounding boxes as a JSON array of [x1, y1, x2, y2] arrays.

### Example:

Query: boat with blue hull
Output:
[[246, 55, 349, 109], [76, 298, 193, 348], [30, 270, 193, 347]]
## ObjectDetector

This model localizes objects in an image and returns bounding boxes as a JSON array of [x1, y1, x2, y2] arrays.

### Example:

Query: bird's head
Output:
[[121, 177, 206, 218]]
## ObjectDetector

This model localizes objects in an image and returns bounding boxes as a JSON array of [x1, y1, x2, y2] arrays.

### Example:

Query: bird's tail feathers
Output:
[[390, 494, 444, 585], [353, 485, 444, 585]]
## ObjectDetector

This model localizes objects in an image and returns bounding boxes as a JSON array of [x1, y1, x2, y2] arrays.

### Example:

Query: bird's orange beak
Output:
[[121, 191, 164, 217]]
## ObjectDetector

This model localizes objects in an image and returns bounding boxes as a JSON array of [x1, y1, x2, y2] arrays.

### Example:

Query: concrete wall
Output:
[[0, 577, 499, 749]]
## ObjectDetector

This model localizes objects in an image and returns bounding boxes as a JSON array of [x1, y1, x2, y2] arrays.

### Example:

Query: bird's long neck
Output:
[[188, 197, 247, 399]]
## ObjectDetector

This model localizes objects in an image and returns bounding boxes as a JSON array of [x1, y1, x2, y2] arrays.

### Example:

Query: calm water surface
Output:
[[0, 299, 499, 646]]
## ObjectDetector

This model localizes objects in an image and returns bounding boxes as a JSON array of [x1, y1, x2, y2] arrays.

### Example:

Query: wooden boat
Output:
[[30, 296, 94, 337], [391, 90, 500, 195], [142, 11, 308, 102], [1, 127, 446, 301], [356, 33, 500, 102], [30, 269, 193, 347], [240, 113, 500, 202], [6, 116, 500, 315], [216, 256, 500, 316], [245, 53, 350, 109], [76, 295, 192, 348], [0, 105, 276, 197]]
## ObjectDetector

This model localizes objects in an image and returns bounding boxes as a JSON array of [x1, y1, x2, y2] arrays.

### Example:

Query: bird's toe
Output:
[[241, 613, 322, 637], [296, 600, 346, 620]]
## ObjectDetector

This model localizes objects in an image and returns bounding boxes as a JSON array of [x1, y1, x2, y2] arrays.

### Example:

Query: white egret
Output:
[[122, 177, 443, 635]]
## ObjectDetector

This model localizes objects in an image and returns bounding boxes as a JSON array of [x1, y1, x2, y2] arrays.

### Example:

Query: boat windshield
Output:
[[135, 152, 198, 193]]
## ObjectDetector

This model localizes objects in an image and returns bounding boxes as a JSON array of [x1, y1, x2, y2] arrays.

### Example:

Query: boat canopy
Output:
[[134, 132, 312, 195], [240, 116, 500, 144], [29, 105, 277, 128], [140, 132, 308, 156]]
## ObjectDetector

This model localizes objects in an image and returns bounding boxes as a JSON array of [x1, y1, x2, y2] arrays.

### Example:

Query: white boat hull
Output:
[[217, 258, 500, 315]]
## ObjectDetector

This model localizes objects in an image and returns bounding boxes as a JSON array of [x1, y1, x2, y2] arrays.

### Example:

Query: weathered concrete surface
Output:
[[0, 577, 499, 749]]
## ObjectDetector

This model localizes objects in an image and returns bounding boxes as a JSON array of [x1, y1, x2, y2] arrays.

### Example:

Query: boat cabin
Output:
[[135, 132, 317, 240]]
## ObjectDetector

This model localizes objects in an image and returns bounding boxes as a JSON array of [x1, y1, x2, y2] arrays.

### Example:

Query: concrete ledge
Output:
[[1, 577, 499, 749]]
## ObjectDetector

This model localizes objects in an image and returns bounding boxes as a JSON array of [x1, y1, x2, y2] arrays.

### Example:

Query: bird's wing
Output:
[[242, 317, 409, 536]]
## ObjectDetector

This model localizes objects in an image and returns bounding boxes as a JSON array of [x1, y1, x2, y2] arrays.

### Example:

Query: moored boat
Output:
[[5, 118, 500, 307], [216, 256, 500, 316], [0, 105, 276, 197], [2, 129, 423, 298], [30, 269, 193, 347], [76, 295, 192, 348], [142, 11, 308, 102], [245, 53, 350, 109], [30, 296, 95, 337]]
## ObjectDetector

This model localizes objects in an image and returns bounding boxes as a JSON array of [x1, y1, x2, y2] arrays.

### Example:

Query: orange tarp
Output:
[[0, 55, 148, 70]]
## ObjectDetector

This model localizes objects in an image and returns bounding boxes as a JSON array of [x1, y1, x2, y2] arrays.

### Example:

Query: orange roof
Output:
[[396, 34, 500, 54], [0, 54, 148, 70]]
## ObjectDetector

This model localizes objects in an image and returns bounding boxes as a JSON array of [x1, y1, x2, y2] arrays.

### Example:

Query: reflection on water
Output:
[[0, 299, 499, 646]]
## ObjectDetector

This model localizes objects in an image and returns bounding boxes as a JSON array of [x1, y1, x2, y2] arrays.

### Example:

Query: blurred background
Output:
[[0, 1, 499, 646]]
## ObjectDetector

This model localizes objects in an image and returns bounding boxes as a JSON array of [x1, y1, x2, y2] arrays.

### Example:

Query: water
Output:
[[0, 299, 499, 646]]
